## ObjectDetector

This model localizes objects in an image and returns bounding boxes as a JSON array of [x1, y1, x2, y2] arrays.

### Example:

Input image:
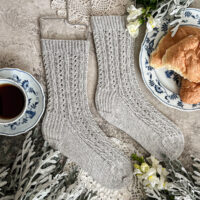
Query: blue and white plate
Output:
[[139, 8, 200, 111], [0, 68, 45, 136]]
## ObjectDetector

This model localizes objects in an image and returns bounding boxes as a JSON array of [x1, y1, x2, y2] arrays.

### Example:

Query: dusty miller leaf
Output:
[[0, 167, 9, 197], [0, 126, 96, 200], [151, 0, 194, 36], [191, 156, 200, 186]]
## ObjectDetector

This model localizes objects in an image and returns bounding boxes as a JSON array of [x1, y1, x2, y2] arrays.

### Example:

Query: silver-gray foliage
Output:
[[146, 157, 200, 200], [0, 167, 9, 197], [192, 156, 200, 187], [166, 159, 200, 200], [0, 126, 96, 200], [152, 0, 194, 36]]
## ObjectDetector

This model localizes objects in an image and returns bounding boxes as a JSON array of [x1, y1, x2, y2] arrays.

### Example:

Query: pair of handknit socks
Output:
[[41, 16, 184, 189]]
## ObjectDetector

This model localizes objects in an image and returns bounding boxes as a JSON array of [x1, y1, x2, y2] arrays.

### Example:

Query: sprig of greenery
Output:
[[135, 0, 164, 23], [131, 153, 145, 164], [0, 127, 97, 200]]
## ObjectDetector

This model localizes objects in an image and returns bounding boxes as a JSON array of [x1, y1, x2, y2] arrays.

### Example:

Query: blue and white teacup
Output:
[[0, 79, 28, 125]]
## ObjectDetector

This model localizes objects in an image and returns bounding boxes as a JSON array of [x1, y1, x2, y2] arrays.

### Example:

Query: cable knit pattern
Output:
[[91, 16, 184, 160], [41, 39, 132, 189]]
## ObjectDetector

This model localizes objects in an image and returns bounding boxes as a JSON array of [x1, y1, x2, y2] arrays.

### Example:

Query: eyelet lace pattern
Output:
[[41, 39, 134, 189], [92, 16, 184, 159]]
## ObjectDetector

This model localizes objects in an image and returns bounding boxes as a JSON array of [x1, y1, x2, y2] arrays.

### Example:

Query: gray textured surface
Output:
[[0, 0, 199, 173], [0, 0, 55, 165]]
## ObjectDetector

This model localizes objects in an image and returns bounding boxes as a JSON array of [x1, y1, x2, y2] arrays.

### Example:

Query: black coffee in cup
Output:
[[0, 84, 25, 119]]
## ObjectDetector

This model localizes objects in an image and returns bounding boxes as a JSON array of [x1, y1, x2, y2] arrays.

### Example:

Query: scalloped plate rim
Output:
[[0, 68, 45, 136], [139, 8, 200, 111]]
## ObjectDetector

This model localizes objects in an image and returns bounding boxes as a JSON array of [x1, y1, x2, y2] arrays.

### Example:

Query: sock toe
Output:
[[102, 159, 133, 189], [162, 132, 184, 160]]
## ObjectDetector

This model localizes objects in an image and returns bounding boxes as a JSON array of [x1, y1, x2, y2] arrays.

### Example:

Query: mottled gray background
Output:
[[0, 0, 55, 165], [0, 0, 200, 171]]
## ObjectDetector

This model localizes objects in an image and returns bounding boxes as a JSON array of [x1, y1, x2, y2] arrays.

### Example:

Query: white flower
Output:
[[150, 156, 160, 168], [135, 156, 172, 191], [143, 175, 160, 188], [156, 164, 162, 175], [133, 156, 172, 191], [157, 175, 165, 190], [127, 19, 142, 38], [140, 163, 150, 173], [161, 167, 169, 177], [146, 15, 161, 32], [148, 175, 160, 188], [141, 168, 156, 180], [127, 5, 144, 22], [134, 168, 142, 175], [149, 156, 169, 176], [127, 5, 136, 13]]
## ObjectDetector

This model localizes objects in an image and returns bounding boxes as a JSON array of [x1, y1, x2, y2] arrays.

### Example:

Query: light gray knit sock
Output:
[[91, 16, 184, 160], [41, 39, 132, 189]]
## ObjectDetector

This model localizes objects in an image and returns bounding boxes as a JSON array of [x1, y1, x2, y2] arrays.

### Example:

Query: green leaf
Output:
[[131, 154, 145, 164], [138, 17, 145, 24]]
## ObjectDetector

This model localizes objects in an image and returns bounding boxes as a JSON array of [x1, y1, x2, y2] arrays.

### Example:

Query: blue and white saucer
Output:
[[0, 68, 45, 136], [140, 8, 200, 111]]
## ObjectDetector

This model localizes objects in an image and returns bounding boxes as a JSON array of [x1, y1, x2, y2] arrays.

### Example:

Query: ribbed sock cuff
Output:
[[41, 39, 90, 54], [91, 16, 126, 31]]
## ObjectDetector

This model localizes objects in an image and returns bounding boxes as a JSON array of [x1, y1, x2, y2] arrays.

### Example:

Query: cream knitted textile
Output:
[[91, 16, 184, 160], [51, 0, 130, 24], [41, 39, 132, 189], [67, 0, 129, 25]]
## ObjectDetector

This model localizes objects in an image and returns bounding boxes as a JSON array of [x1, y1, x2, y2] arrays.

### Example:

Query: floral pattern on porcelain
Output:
[[140, 8, 200, 111], [0, 68, 45, 136]]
